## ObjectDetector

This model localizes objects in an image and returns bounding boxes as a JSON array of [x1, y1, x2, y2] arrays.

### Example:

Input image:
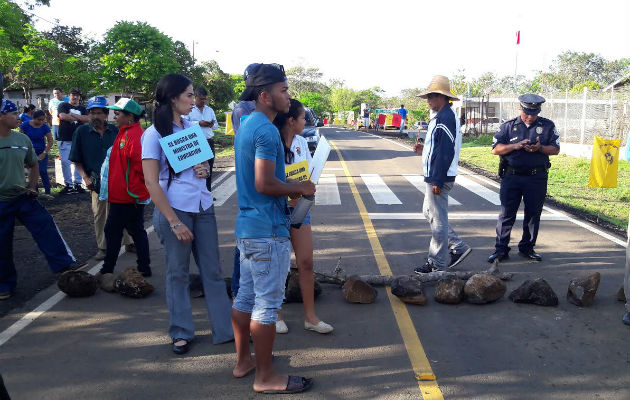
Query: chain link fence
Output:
[[462, 86, 630, 145]]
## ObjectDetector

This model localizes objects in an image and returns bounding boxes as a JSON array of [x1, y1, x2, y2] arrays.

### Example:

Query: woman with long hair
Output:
[[274, 99, 333, 334], [142, 74, 233, 354]]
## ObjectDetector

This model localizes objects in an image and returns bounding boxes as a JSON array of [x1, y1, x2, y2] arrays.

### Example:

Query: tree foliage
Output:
[[298, 91, 330, 115], [98, 21, 180, 99], [286, 65, 327, 99]]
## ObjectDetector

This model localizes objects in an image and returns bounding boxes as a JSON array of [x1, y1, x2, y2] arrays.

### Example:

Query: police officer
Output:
[[488, 94, 560, 263]]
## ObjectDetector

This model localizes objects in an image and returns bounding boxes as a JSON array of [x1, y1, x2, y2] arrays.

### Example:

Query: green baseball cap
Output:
[[107, 98, 143, 116]]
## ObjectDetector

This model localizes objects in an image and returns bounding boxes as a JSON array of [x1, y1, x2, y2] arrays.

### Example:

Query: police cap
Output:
[[518, 93, 545, 115]]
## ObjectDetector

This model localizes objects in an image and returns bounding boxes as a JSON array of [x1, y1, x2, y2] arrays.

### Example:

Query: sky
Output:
[[24, 0, 630, 96]]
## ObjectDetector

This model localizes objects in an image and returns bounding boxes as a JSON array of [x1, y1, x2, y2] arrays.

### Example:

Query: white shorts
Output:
[[363, 117, 370, 127]]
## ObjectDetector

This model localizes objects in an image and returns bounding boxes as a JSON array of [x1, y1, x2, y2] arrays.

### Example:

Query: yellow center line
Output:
[[330, 140, 444, 400]]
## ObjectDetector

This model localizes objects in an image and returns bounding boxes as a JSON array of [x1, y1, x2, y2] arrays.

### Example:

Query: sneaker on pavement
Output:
[[276, 319, 288, 334], [74, 184, 86, 194], [59, 185, 75, 195], [0, 290, 14, 300], [125, 244, 136, 253], [58, 261, 88, 274], [448, 247, 472, 269], [414, 261, 440, 274], [623, 312, 630, 326]]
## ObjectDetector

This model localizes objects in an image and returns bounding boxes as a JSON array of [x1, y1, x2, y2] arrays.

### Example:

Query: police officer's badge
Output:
[[513, 127, 518, 131], [536, 127, 543, 134]]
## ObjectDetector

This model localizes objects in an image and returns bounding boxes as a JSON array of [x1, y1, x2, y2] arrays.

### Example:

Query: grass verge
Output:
[[459, 135, 629, 231]]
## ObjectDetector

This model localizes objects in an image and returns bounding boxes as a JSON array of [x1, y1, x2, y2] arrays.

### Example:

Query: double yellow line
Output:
[[330, 140, 444, 400]]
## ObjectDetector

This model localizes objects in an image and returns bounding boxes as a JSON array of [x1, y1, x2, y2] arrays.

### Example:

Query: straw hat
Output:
[[417, 75, 459, 101]]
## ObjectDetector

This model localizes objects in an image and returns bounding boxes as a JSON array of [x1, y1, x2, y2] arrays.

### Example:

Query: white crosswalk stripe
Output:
[[316, 174, 341, 205], [369, 212, 569, 221], [211, 172, 506, 211], [402, 174, 462, 205], [455, 174, 502, 205], [211, 175, 237, 206], [360, 174, 402, 205]]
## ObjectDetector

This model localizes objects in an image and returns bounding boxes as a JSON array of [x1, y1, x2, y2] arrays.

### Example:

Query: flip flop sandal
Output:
[[257, 375, 313, 394]]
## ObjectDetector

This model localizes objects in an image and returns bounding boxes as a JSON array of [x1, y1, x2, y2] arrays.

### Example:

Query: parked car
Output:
[[414, 121, 429, 131], [300, 107, 320, 153]]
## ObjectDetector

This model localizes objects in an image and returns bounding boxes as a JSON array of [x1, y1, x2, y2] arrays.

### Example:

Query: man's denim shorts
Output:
[[232, 237, 292, 325], [288, 207, 311, 226]]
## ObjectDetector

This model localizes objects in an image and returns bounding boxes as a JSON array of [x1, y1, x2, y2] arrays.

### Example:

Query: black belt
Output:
[[505, 166, 548, 176]]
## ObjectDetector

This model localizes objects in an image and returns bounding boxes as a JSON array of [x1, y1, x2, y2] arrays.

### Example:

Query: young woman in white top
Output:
[[273, 99, 333, 334]]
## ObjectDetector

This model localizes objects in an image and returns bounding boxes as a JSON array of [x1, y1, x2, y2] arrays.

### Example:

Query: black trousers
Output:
[[206, 138, 215, 191], [102, 203, 150, 274], [495, 172, 547, 254]]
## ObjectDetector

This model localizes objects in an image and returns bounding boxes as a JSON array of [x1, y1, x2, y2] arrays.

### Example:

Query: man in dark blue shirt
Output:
[[398, 104, 408, 133], [488, 94, 560, 263]]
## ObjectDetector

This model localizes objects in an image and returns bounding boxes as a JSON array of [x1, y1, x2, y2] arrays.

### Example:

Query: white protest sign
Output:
[[309, 135, 331, 184], [159, 125, 213, 173]]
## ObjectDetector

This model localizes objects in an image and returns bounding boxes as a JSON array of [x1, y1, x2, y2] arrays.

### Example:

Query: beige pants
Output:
[[91, 191, 131, 251]]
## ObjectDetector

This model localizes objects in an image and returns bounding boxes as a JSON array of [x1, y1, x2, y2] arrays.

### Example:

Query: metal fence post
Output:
[[580, 87, 588, 144], [609, 87, 614, 138], [564, 89, 569, 143]]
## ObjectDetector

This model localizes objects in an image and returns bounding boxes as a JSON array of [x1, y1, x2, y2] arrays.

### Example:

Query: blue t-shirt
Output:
[[20, 113, 32, 124], [20, 121, 50, 152], [398, 108, 408, 120], [234, 112, 289, 239]]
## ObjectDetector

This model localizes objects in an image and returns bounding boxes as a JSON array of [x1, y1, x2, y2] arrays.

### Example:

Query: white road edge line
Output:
[[0, 226, 155, 347], [210, 167, 235, 190], [364, 131, 627, 248]]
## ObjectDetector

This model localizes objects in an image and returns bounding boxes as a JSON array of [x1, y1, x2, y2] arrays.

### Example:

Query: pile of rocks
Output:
[[339, 270, 606, 309], [58, 267, 154, 299]]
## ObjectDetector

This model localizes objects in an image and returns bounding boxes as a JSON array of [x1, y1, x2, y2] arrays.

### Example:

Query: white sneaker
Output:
[[275, 320, 288, 334], [304, 320, 334, 334]]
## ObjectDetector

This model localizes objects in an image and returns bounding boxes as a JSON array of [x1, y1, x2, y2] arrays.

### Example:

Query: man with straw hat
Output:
[[414, 75, 472, 274]]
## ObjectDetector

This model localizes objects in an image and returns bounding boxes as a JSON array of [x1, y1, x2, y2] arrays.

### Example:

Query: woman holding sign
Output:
[[141, 74, 233, 355], [274, 99, 333, 334]]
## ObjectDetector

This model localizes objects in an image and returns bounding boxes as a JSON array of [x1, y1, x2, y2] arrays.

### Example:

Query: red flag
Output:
[[516, 30, 520, 45]]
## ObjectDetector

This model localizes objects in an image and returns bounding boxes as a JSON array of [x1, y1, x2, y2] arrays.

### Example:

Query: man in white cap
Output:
[[414, 75, 471, 273]]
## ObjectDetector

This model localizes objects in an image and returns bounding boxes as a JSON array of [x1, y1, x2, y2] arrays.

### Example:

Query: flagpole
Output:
[[514, 30, 519, 81]]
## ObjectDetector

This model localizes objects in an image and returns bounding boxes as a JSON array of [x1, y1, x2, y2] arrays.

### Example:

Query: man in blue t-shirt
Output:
[[398, 104, 408, 133], [231, 63, 315, 394]]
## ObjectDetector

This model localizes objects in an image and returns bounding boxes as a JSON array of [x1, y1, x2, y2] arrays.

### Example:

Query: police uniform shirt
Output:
[[492, 116, 560, 169]]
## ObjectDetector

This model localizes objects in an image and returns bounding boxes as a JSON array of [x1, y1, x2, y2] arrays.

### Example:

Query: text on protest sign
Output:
[[158, 125, 214, 173]]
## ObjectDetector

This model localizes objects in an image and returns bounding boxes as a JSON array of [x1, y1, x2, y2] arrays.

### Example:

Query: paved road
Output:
[[0, 127, 628, 399]]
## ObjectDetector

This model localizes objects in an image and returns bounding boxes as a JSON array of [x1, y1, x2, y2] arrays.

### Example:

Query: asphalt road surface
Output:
[[0, 127, 628, 399]]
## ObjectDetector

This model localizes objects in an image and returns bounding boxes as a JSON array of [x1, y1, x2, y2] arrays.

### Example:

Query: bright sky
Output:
[[28, 0, 630, 96]]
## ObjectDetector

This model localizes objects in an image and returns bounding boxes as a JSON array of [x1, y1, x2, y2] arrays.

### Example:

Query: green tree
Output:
[[98, 21, 180, 99], [352, 87, 383, 112], [286, 65, 327, 98], [570, 80, 601, 93], [200, 60, 236, 112], [298, 91, 330, 115], [329, 87, 356, 112], [173, 40, 204, 87]]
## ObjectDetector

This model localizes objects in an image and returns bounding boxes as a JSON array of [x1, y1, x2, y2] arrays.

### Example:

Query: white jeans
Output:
[[58, 141, 82, 185]]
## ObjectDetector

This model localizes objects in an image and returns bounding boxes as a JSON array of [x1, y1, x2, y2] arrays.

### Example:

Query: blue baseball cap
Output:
[[87, 96, 108, 110], [0, 99, 17, 114]]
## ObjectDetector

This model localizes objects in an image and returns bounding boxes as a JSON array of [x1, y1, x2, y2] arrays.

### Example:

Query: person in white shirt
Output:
[[185, 87, 218, 189], [272, 98, 333, 335], [48, 87, 64, 140]]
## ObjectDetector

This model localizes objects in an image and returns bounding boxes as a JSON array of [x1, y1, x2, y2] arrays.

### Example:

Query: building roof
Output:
[[603, 72, 630, 91]]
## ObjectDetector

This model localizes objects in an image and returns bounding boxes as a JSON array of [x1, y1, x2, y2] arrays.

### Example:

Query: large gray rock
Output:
[[617, 286, 625, 302], [58, 271, 98, 298], [98, 273, 116, 293], [567, 272, 600, 307], [508, 278, 558, 306], [391, 276, 427, 305], [434, 277, 465, 304], [284, 269, 322, 303], [464, 273, 506, 304], [114, 267, 154, 298], [188, 274, 233, 298], [342, 276, 377, 304]]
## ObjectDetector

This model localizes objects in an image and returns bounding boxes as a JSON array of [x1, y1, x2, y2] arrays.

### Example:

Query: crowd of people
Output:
[[0, 64, 628, 396]]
